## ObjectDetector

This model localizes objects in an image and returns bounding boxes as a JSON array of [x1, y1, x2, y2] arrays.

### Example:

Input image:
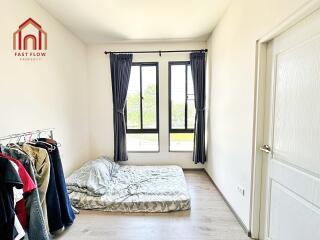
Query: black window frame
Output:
[[168, 61, 195, 152], [125, 62, 160, 152], [168, 61, 195, 133]]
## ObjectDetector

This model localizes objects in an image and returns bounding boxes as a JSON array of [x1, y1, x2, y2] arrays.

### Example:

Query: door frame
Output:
[[250, 1, 320, 239]]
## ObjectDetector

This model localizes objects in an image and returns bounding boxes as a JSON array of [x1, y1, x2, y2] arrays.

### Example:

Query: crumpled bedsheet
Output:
[[66, 159, 190, 212]]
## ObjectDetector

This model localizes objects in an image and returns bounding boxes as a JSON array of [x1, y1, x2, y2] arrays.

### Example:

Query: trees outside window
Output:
[[126, 63, 159, 152], [169, 62, 195, 152]]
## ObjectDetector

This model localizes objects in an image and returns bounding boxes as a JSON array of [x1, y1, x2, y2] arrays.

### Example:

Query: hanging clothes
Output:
[[0, 156, 23, 240], [35, 139, 75, 232], [38, 138, 75, 227], [0, 132, 75, 240], [0, 146, 50, 240], [0, 153, 37, 230], [10, 161, 26, 240], [21, 143, 51, 229]]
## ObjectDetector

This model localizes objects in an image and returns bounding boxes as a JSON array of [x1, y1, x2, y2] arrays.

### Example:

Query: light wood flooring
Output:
[[57, 170, 251, 240]]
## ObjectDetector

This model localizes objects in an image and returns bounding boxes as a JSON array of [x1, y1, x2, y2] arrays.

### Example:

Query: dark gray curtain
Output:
[[190, 52, 206, 164], [110, 53, 133, 161]]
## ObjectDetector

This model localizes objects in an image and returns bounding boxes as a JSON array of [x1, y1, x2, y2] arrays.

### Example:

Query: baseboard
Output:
[[203, 169, 253, 239]]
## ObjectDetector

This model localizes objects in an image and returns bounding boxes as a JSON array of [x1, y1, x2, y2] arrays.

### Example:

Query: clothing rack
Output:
[[104, 49, 208, 56], [0, 127, 74, 239], [0, 128, 55, 142]]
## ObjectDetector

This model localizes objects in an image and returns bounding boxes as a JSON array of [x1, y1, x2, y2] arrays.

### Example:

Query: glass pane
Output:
[[171, 65, 186, 129], [187, 65, 194, 94], [170, 133, 194, 151], [142, 66, 157, 129], [127, 133, 159, 152], [187, 100, 195, 129], [187, 65, 195, 129], [127, 66, 141, 129]]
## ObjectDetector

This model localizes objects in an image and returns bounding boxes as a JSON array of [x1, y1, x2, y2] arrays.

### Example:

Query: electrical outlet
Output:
[[237, 186, 245, 196]]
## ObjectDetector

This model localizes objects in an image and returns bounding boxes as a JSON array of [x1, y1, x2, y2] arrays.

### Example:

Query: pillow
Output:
[[66, 156, 120, 196]]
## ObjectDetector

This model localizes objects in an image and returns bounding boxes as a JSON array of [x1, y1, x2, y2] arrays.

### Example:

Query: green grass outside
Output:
[[170, 133, 194, 141], [128, 133, 194, 142]]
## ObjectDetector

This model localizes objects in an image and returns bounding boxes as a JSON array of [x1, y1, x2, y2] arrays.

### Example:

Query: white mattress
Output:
[[68, 165, 191, 212]]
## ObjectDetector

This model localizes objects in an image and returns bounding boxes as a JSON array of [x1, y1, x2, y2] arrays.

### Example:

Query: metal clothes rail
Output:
[[0, 128, 54, 141]]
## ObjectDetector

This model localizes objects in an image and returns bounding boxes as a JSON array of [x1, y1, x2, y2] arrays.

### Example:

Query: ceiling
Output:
[[35, 0, 231, 44]]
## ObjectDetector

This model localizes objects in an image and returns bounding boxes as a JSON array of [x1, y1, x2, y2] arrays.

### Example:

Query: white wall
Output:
[[87, 42, 206, 168], [0, 0, 90, 175], [205, 0, 312, 229]]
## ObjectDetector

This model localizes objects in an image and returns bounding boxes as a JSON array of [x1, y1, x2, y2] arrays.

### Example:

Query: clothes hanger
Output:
[[29, 140, 55, 152], [28, 132, 56, 151], [17, 135, 22, 144], [28, 133, 33, 142], [8, 134, 27, 149], [35, 138, 56, 151], [3, 135, 13, 148], [38, 131, 61, 148]]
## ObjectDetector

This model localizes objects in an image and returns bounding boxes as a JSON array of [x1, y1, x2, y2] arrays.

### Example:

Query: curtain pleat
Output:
[[190, 52, 206, 164]]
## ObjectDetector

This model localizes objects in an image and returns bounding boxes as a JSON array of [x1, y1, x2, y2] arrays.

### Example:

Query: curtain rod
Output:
[[104, 49, 208, 56]]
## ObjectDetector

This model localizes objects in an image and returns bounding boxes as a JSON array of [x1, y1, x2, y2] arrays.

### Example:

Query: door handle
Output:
[[260, 144, 272, 153]]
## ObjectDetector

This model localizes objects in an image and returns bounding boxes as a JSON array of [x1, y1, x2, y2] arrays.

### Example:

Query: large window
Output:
[[169, 62, 195, 151], [126, 62, 159, 152]]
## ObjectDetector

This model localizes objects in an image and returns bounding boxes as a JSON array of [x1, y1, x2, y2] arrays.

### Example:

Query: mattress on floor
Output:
[[67, 164, 191, 212]]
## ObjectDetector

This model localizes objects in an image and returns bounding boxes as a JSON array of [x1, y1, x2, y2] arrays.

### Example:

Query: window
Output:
[[126, 62, 159, 152], [169, 62, 195, 151]]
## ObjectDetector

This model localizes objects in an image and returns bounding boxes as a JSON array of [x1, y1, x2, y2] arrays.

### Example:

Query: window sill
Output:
[[169, 150, 193, 153], [128, 151, 160, 153]]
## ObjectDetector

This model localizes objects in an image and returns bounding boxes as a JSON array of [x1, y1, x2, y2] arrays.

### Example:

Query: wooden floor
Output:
[[57, 170, 250, 240]]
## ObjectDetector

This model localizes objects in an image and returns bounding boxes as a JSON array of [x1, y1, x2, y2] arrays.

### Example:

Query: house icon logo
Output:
[[13, 18, 47, 60]]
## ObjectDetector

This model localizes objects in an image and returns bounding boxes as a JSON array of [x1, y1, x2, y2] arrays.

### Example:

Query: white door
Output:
[[262, 9, 320, 240]]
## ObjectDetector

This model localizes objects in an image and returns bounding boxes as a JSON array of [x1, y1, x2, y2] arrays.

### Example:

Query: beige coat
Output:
[[21, 143, 51, 230]]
